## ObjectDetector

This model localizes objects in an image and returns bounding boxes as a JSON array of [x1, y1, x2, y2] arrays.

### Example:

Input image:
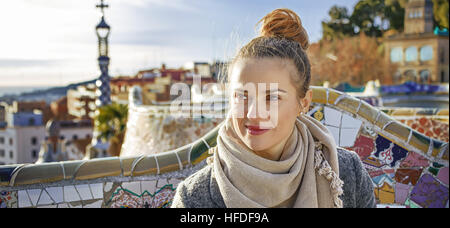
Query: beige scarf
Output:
[[211, 115, 344, 208]]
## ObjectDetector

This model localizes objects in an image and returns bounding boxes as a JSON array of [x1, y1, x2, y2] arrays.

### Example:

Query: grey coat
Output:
[[171, 147, 376, 208]]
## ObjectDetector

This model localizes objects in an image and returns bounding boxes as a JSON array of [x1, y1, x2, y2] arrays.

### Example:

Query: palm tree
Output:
[[95, 103, 128, 156]]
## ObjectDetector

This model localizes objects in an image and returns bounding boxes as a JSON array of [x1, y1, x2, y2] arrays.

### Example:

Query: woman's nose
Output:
[[246, 99, 269, 120]]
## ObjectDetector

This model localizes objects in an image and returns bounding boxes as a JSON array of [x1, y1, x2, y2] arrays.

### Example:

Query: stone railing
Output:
[[0, 86, 448, 208]]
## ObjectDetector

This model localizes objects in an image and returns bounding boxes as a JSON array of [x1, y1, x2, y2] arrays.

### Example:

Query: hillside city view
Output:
[[0, 0, 448, 210]]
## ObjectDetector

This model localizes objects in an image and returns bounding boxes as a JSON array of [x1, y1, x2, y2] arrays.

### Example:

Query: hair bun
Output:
[[258, 8, 309, 50]]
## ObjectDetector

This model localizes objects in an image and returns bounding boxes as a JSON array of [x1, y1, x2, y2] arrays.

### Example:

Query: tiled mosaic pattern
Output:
[[398, 118, 449, 142], [317, 119, 448, 207], [1, 191, 17, 208], [0, 178, 182, 208], [308, 90, 448, 208], [0, 87, 448, 208], [106, 179, 181, 208]]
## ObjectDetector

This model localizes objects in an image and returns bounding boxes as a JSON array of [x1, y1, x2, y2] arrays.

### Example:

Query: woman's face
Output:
[[228, 58, 310, 159]]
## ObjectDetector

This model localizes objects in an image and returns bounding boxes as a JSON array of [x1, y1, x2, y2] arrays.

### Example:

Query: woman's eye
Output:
[[267, 95, 280, 101], [235, 93, 247, 101]]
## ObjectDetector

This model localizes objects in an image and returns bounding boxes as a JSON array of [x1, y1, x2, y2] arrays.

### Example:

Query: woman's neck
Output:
[[252, 128, 294, 161]]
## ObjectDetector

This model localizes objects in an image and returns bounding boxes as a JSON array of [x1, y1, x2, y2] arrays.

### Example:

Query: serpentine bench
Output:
[[0, 86, 447, 208]]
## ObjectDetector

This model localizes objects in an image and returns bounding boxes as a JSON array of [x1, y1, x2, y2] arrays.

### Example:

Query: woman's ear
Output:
[[300, 89, 313, 114]]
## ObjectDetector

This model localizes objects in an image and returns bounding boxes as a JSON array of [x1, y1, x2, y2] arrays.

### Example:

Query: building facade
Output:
[[384, 0, 449, 83], [35, 119, 93, 163], [0, 104, 6, 129], [67, 84, 97, 119], [58, 119, 93, 142], [5, 112, 43, 127], [9, 100, 53, 123], [0, 124, 45, 165], [50, 96, 72, 121]]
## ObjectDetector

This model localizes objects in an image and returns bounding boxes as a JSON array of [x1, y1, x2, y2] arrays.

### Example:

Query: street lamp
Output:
[[89, 0, 112, 157], [95, 0, 111, 107]]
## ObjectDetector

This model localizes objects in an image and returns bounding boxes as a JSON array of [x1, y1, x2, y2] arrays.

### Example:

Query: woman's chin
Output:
[[243, 138, 270, 152]]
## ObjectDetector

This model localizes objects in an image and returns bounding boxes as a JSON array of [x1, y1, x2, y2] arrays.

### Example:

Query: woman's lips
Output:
[[246, 125, 271, 136]]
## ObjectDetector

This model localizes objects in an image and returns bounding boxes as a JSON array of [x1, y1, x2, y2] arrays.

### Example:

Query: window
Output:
[[420, 70, 430, 83], [0, 137, 4, 144], [390, 47, 403, 63], [9, 138, 12, 145], [73, 135, 78, 140], [0, 149, 4, 157], [393, 71, 402, 83], [420, 45, 433, 61], [32, 150, 38, 158], [31, 137, 38, 145], [9, 151, 13, 159], [405, 46, 418, 62], [441, 50, 446, 64], [404, 70, 418, 81]]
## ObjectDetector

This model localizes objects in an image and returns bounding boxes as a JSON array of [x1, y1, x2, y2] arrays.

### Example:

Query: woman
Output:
[[171, 8, 376, 208]]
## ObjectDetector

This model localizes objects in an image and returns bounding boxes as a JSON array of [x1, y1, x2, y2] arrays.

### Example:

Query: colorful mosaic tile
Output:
[[374, 135, 409, 168], [375, 182, 395, 204], [399, 151, 429, 168], [312, 107, 324, 122], [109, 183, 176, 208], [394, 169, 423, 185], [428, 162, 445, 176], [409, 174, 449, 208], [404, 198, 422, 208], [395, 183, 411, 205], [0, 191, 17, 208], [348, 134, 375, 160], [400, 118, 449, 142], [437, 167, 449, 186]]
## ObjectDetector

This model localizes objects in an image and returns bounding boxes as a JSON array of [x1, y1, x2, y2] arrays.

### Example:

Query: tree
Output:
[[95, 103, 128, 156], [308, 34, 397, 86], [432, 0, 449, 29], [322, 6, 355, 41], [351, 0, 405, 37], [322, 0, 405, 40]]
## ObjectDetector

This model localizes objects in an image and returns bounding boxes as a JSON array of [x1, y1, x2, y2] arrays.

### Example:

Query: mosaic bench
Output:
[[0, 87, 448, 208]]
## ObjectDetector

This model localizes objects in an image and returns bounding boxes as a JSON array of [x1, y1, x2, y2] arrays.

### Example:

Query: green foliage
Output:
[[95, 103, 128, 142], [322, 0, 405, 40], [432, 0, 449, 29], [322, 6, 355, 41]]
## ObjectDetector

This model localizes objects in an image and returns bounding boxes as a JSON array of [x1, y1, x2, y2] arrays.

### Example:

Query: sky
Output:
[[0, 0, 359, 87]]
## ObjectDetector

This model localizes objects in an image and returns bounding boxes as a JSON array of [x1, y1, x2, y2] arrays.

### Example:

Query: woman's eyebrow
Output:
[[266, 89, 287, 94]]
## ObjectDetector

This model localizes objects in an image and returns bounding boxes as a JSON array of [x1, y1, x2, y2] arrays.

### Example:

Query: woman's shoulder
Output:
[[336, 146, 366, 182], [171, 164, 217, 208], [336, 147, 361, 168], [335, 147, 376, 208]]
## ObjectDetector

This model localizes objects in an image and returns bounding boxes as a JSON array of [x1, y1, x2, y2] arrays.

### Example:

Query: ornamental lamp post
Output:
[[89, 0, 112, 158], [95, 0, 111, 107]]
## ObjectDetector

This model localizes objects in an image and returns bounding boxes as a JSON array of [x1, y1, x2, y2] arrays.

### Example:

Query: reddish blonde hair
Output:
[[259, 8, 309, 50], [228, 8, 311, 99]]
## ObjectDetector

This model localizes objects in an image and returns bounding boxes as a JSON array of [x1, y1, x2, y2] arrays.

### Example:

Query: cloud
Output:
[[0, 58, 65, 68], [114, 0, 199, 13]]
